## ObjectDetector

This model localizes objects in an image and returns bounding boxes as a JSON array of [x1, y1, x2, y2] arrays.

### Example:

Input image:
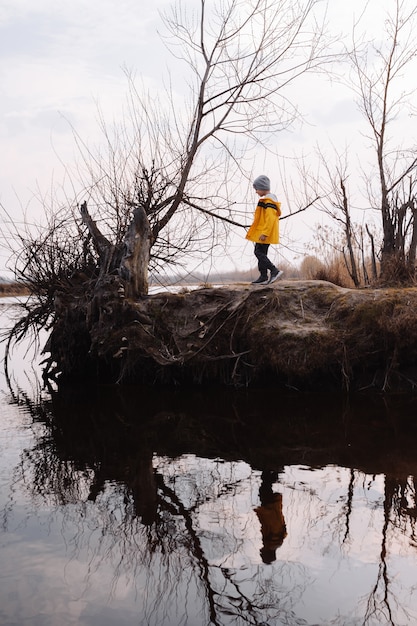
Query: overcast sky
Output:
[[0, 0, 415, 278]]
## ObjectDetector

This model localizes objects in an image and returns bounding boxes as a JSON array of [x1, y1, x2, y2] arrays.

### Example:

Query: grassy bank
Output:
[[40, 279, 417, 391]]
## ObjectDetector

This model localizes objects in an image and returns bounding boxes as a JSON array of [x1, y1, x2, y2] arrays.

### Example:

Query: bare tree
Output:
[[294, 0, 417, 286], [2, 0, 340, 384], [299, 148, 366, 286], [349, 0, 417, 282], [37, 0, 335, 298]]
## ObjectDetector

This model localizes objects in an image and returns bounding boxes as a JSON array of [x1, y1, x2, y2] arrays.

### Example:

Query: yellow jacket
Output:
[[246, 193, 281, 244], [254, 493, 287, 550]]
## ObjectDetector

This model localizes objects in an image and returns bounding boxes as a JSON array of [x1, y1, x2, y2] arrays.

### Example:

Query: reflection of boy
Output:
[[254, 471, 287, 564]]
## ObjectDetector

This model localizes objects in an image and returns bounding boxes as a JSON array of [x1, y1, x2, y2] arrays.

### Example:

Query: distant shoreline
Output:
[[0, 283, 30, 297]]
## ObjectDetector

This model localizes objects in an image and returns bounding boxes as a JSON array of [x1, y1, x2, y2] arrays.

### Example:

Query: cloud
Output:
[[0, 0, 169, 67], [0, 1, 171, 214]]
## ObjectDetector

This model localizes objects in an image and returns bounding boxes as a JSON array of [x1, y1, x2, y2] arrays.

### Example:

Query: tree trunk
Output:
[[80, 201, 119, 279], [366, 224, 378, 281], [407, 204, 417, 272], [80, 201, 151, 298], [340, 178, 360, 287], [120, 205, 152, 298]]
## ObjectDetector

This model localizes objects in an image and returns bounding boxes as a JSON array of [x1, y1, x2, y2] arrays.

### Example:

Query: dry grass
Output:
[[0, 282, 30, 297], [300, 255, 356, 287]]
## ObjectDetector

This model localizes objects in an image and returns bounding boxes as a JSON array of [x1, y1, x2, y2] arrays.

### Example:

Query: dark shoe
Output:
[[269, 269, 283, 284], [251, 275, 269, 284]]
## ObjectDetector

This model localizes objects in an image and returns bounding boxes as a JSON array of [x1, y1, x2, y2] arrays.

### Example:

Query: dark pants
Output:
[[254, 243, 276, 277]]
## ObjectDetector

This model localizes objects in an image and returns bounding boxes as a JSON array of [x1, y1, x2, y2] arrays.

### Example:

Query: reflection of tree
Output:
[[342, 468, 355, 545], [356, 473, 417, 626], [363, 476, 396, 626], [149, 472, 221, 625], [4, 380, 417, 624], [3, 385, 306, 624], [390, 475, 417, 543]]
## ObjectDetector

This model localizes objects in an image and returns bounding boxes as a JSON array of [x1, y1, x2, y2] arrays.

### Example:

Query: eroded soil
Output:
[[45, 279, 417, 391]]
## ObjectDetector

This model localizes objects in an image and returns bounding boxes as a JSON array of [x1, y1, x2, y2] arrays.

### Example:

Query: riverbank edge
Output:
[[44, 279, 417, 391]]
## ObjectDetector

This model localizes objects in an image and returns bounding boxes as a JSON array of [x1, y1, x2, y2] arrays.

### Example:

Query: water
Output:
[[1, 299, 417, 625]]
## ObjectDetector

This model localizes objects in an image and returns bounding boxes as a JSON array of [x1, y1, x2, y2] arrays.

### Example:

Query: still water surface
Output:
[[1, 299, 417, 626]]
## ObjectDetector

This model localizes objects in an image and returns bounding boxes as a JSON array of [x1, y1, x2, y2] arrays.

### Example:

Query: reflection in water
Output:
[[255, 470, 287, 564], [3, 344, 417, 624]]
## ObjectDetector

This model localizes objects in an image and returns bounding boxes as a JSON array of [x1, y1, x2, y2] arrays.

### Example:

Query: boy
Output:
[[246, 175, 283, 284]]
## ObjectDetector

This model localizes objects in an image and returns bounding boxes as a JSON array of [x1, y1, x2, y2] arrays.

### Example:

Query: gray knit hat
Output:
[[253, 175, 270, 191]]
